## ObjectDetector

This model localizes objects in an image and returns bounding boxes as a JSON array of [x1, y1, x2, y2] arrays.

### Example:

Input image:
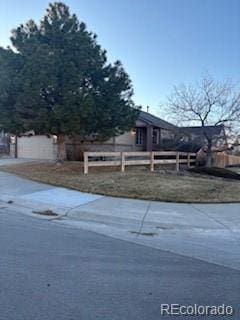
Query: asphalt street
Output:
[[1, 170, 240, 271], [1, 209, 240, 320]]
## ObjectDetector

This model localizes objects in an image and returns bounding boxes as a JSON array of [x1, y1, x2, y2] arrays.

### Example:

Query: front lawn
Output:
[[1, 162, 240, 203]]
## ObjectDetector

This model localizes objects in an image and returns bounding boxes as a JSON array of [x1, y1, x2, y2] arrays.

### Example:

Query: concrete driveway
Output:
[[0, 171, 240, 271]]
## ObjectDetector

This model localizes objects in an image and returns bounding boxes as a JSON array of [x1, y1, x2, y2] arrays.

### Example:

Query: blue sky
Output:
[[0, 0, 240, 116]]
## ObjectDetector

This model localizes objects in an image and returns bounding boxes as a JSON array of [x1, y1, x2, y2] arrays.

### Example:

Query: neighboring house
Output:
[[176, 125, 227, 152], [228, 139, 240, 155]]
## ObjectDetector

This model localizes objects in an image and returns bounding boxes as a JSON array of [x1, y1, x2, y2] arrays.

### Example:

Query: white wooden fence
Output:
[[84, 151, 196, 174]]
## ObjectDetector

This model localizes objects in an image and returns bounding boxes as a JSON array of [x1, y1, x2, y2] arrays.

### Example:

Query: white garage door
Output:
[[17, 135, 57, 160]]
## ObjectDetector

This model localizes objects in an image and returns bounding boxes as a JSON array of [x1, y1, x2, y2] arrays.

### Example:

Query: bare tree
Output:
[[167, 75, 240, 166]]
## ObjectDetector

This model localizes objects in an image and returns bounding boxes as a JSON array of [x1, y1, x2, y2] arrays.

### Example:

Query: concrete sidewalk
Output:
[[0, 171, 240, 271], [0, 158, 41, 166], [65, 197, 240, 271]]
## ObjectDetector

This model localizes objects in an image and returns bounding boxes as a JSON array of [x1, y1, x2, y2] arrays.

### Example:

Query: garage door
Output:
[[17, 135, 57, 160]]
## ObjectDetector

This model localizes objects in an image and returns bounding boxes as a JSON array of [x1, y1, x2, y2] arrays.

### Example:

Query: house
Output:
[[66, 111, 177, 160], [134, 111, 177, 151], [68, 120, 228, 160], [10, 111, 178, 160], [10, 110, 227, 160], [226, 138, 240, 156]]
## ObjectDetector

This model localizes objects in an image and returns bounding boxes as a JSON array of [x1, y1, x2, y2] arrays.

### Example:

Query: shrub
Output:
[[189, 167, 240, 180]]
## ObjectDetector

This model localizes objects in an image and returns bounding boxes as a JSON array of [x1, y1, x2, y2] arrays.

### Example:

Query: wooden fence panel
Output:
[[152, 151, 178, 156], [87, 152, 121, 157], [88, 161, 121, 167], [83, 151, 196, 174], [213, 152, 240, 168], [154, 159, 179, 164], [124, 151, 151, 157], [125, 160, 151, 166]]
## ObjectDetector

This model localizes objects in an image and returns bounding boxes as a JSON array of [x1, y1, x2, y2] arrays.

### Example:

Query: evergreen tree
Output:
[[0, 2, 139, 159]]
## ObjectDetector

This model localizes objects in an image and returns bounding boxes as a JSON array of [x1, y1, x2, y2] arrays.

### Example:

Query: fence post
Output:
[[187, 153, 191, 168], [84, 152, 88, 174], [121, 152, 125, 172], [150, 151, 154, 172], [176, 152, 179, 171]]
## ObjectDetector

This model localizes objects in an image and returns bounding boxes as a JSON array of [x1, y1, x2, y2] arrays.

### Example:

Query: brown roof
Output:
[[179, 125, 224, 138]]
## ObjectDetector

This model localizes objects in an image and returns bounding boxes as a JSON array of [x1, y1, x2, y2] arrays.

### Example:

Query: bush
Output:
[[189, 167, 240, 180]]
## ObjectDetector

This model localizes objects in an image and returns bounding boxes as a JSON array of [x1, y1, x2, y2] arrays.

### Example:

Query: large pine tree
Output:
[[0, 2, 139, 159]]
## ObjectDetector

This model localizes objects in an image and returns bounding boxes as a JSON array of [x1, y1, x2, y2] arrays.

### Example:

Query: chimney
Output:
[[147, 106, 150, 113]]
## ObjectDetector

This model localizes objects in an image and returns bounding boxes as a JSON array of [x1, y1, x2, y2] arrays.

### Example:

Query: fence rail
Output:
[[84, 151, 196, 174]]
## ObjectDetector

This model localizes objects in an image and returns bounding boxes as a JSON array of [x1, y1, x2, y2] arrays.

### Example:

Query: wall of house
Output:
[[112, 120, 147, 150], [115, 129, 146, 151], [66, 121, 148, 160], [17, 135, 57, 160], [115, 131, 135, 145], [114, 131, 144, 151]]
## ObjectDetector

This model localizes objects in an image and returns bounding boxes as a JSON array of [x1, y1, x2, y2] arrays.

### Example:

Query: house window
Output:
[[136, 128, 143, 145], [152, 128, 160, 144]]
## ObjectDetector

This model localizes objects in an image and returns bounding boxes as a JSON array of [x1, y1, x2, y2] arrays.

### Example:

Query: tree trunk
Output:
[[206, 151, 212, 167], [57, 134, 67, 162], [15, 135, 18, 158], [205, 141, 212, 168]]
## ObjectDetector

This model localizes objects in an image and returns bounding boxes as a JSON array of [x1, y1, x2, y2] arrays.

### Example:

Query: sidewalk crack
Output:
[[135, 201, 152, 238], [191, 204, 240, 247], [50, 196, 105, 220]]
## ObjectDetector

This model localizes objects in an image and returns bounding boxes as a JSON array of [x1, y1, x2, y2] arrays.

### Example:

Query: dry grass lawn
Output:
[[1, 161, 240, 203]]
